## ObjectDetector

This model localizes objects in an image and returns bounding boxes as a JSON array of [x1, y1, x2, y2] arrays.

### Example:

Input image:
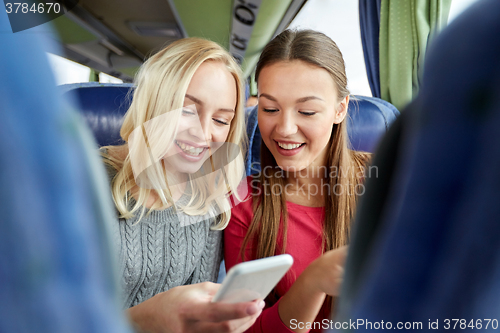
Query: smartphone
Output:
[[212, 254, 294, 303]]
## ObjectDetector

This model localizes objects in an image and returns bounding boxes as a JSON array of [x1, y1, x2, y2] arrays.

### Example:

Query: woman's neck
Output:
[[111, 144, 189, 210], [130, 157, 189, 210], [283, 166, 327, 207], [131, 180, 187, 210]]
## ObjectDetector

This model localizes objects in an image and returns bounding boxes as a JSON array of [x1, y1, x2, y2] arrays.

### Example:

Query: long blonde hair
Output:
[[241, 29, 369, 260], [102, 37, 247, 229]]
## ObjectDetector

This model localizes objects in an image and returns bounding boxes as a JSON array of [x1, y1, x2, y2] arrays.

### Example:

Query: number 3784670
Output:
[[444, 319, 499, 330], [5, 2, 61, 14]]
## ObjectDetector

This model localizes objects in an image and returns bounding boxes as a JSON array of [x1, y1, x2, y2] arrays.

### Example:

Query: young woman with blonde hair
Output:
[[225, 29, 369, 333], [101, 37, 263, 333]]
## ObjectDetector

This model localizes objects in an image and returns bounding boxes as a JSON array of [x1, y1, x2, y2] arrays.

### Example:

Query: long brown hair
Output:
[[241, 29, 369, 261]]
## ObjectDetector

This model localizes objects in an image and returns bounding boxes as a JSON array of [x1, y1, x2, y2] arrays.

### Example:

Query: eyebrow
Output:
[[296, 96, 324, 103], [259, 93, 324, 103], [185, 94, 203, 105], [259, 93, 277, 102], [185, 94, 234, 113]]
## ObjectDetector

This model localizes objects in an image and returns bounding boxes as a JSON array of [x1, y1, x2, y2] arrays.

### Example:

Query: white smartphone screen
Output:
[[212, 254, 293, 303]]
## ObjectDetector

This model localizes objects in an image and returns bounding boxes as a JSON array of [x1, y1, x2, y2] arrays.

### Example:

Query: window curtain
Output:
[[378, 0, 452, 110], [359, 0, 382, 98]]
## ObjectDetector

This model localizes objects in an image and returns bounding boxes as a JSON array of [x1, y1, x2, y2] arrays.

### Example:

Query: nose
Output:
[[187, 115, 211, 143], [275, 111, 298, 137]]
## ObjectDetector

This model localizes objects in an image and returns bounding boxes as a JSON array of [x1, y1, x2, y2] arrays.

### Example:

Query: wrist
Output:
[[127, 305, 146, 332], [127, 291, 168, 333], [278, 269, 327, 332], [299, 265, 326, 297], [128, 303, 154, 333]]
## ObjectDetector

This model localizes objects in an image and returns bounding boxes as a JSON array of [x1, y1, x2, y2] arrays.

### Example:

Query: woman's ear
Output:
[[334, 95, 349, 124]]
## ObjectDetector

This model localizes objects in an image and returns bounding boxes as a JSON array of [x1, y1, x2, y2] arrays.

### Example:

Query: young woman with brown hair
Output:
[[224, 29, 369, 333]]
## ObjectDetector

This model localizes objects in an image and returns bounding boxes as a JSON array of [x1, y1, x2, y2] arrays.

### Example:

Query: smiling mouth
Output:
[[277, 142, 305, 150], [175, 140, 207, 156]]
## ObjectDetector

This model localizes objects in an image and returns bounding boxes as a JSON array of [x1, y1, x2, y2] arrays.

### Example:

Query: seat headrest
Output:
[[60, 83, 134, 147], [347, 95, 399, 152]]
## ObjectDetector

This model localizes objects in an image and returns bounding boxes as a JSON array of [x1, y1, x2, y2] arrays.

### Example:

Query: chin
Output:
[[276, 163, 309, 173], [176, 163, 204, 175], [165, 157, 205, 177]]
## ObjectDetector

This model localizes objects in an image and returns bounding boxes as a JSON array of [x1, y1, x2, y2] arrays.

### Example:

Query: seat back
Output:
[[347, 95, 399, 152], [60, 83, 134, 147], [1, 13, 132, 332]]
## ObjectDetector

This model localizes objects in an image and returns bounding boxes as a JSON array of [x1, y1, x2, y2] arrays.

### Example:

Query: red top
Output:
[[224, 177, 330, 333]]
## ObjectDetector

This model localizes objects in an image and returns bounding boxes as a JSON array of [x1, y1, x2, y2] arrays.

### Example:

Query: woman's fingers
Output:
[[193, 310, 262, 333], [183, 298, 264, 323]]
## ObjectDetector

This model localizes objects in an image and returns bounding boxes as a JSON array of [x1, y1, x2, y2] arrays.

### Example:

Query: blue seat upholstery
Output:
[[60, 83, 134, 147], [245, 95, 399, 175], [0, 12, 132, 333], [347, 96, 399, 152]]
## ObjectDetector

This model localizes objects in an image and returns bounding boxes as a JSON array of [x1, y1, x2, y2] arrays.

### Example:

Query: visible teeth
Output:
[[278, 142, 302, 150], [176, 141, 204, 155]]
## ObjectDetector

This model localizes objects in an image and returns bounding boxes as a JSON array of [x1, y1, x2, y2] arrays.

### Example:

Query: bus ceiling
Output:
[[50, 0, 307, 82]]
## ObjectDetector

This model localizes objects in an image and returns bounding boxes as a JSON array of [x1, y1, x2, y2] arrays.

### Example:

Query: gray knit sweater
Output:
[[105, 165, 223, 309]]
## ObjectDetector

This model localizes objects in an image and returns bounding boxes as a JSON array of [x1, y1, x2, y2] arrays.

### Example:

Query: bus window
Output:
[[288, 0, 372, 96]]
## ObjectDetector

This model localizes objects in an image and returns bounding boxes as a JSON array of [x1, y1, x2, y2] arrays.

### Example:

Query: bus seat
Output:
[[60, 83, 134, 147], [245, 95, 399, 175], [0, 14, 132, 333], [347, 96, 399, 152], [337, 0, 500, 326]]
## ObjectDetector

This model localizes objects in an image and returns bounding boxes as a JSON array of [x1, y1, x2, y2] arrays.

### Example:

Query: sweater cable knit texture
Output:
[[105, 163, 223, 309]]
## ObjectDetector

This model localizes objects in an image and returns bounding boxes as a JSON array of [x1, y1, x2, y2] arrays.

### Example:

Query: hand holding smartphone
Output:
[[212, 254, 293, 303]]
